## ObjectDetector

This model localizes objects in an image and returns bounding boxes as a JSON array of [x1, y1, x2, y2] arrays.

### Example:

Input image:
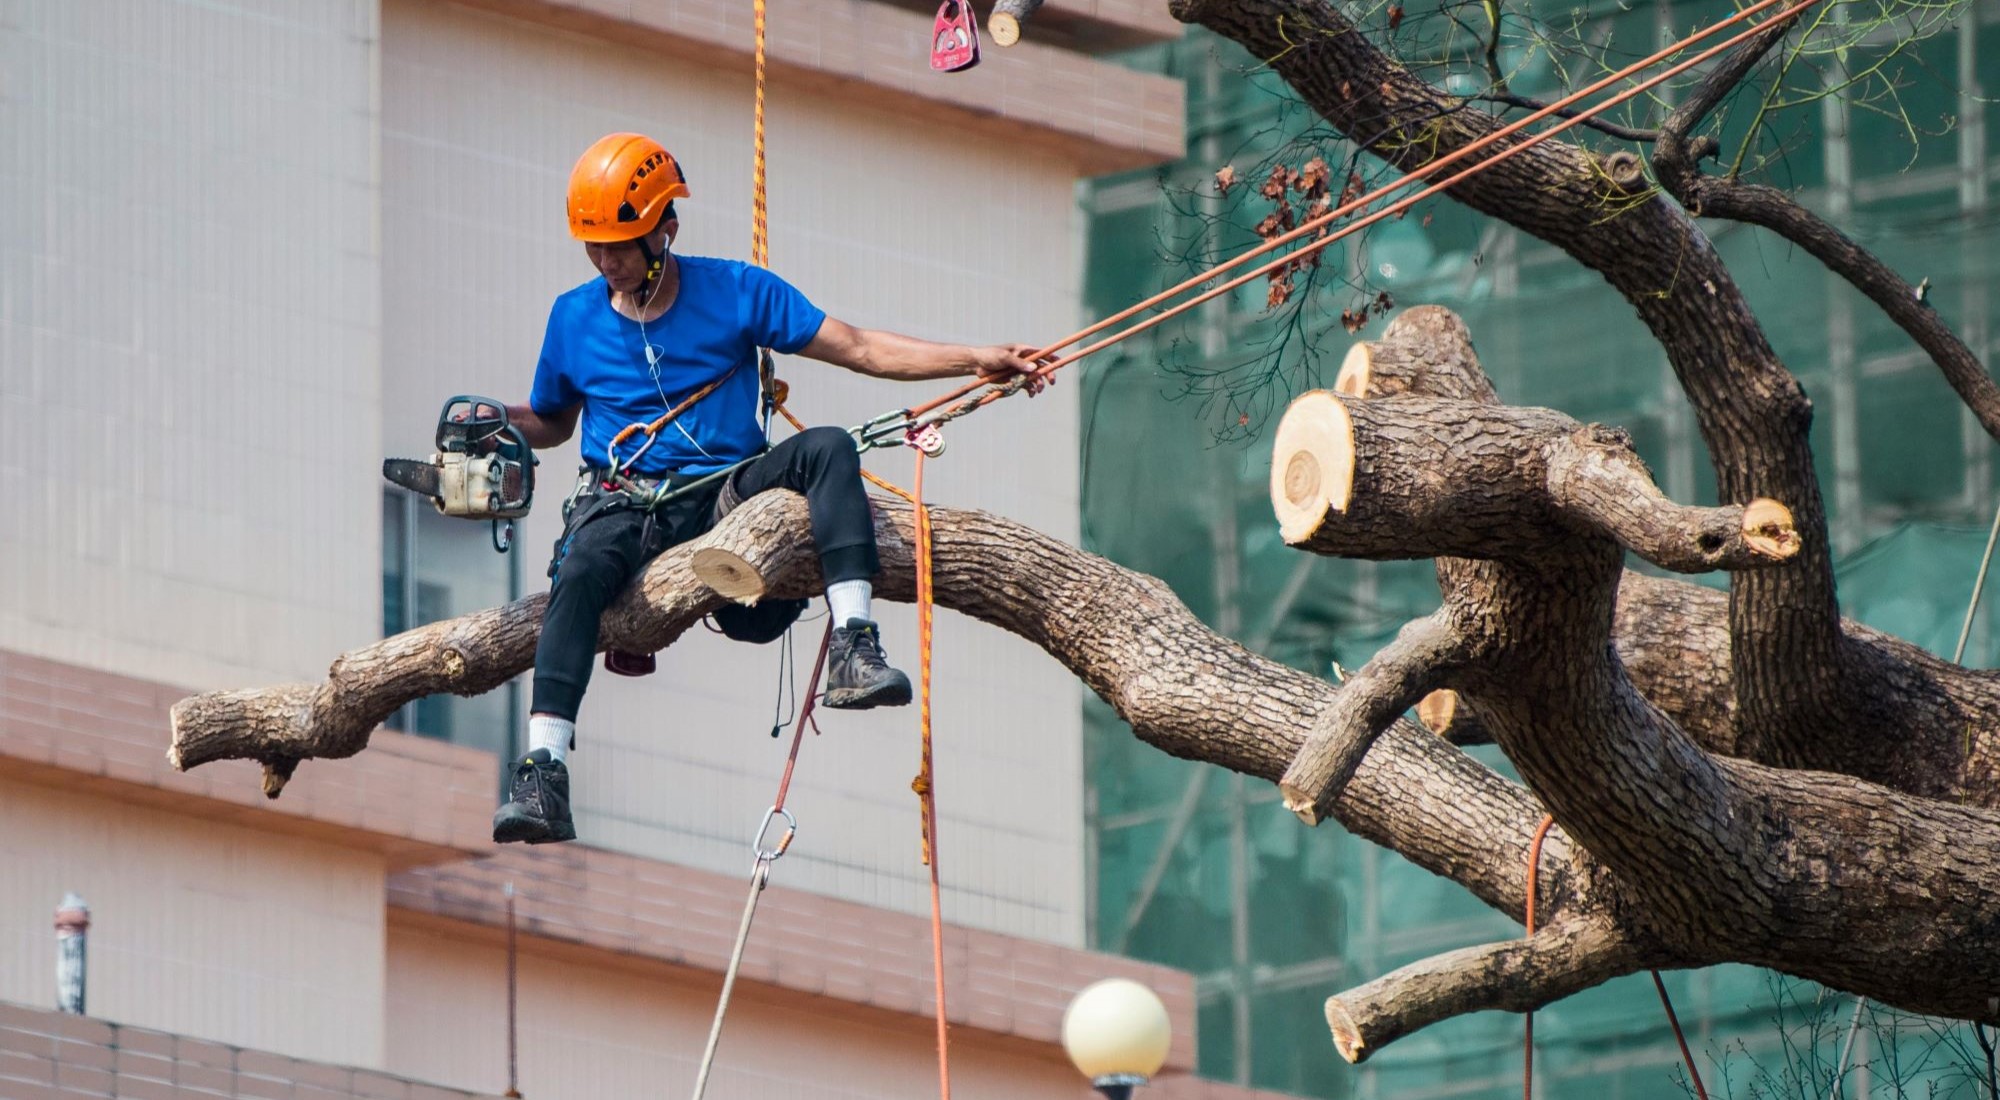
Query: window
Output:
[[382, 491, 523, 768]]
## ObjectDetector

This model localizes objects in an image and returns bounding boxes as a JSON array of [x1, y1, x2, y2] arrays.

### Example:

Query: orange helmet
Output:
[[566, 133, 690, 242]]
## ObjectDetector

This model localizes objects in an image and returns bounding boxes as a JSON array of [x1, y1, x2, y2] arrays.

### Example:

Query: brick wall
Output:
[[388, 842, 1201, 1071], [0, 650, 496, 869], [0, 1002, 499, 1100]]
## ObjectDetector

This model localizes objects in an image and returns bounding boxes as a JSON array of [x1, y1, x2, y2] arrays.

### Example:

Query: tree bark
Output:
[[1340, 306, 2000, 806], [1268, 378, 2000, 1033]]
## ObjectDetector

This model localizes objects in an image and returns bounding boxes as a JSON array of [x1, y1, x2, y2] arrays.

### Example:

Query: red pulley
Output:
[[929, 0, 980, 72]]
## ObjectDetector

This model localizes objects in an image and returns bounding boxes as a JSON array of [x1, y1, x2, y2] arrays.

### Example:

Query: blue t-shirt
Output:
[[529, 256, 827, 475]]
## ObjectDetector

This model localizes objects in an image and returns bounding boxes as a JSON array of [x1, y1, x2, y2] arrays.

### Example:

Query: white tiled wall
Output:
[[380, 0, 1087, 945], [0, 779, 388, 1067], [0, 0, 384, 689], [384, 922, 1094, 1099]]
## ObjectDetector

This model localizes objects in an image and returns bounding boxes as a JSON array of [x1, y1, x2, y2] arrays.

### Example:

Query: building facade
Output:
[[2, 2, 1304, 1098]]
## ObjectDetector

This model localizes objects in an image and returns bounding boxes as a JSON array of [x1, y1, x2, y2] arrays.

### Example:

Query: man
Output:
[[490, 132, 1043, 845]]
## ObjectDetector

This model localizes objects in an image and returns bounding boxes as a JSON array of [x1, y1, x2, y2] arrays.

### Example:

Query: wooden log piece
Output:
[[988, 0, 1044, 45], [1335, 305, 1497, 403]]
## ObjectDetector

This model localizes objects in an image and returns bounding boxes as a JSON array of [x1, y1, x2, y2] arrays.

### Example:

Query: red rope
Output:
[[1524, 814, 1556, 1100], [1652, 971, 1710, 1100], [1522, 815, 1709, 1100], [769, 621, 832, 814]]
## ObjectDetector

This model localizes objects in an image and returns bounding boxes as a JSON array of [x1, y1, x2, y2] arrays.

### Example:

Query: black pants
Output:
[[531, 426, 879, 721]]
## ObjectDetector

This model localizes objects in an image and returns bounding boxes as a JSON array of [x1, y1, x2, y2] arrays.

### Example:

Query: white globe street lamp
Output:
[[1061, 978, 1172, 1100]]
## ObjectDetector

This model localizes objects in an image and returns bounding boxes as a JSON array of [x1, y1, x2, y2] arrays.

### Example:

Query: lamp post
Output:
[[1061, 978, 1171, 1100], [55, 893, 88, 1015]]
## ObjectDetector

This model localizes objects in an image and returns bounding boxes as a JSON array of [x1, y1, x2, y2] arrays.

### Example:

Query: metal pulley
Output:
[[929, 0, 980, 72]]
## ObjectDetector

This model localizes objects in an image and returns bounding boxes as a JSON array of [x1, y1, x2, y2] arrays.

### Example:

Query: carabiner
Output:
[[753, 805, 797, 863]]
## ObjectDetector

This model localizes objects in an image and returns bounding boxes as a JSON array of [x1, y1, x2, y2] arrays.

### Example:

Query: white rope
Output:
[[690, 859, 772, 1100]]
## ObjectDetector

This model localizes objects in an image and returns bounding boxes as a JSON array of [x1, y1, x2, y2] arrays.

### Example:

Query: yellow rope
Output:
[[747, 8, 949, 1096], [751, 0, 769, 269]]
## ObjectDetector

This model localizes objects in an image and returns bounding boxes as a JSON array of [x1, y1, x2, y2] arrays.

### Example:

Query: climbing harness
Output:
[[382, 395, 539, 553], [1524, 816, 1708, 1100]]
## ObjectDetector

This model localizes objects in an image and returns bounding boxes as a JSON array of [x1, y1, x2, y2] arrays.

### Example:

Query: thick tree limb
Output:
[[1349, 305, 2000, 804], [1271, 390, 1799, 574], [1271, 379, 2000, 1029], [170, 481, 2000, 1047], [170, 492, 1591, 927], [1326, 916, 1651, 1063]]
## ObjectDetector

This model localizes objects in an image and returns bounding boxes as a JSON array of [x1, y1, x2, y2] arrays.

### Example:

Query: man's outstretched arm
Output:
[[502, 402, 581, 449], [800, 318, 1048, 387]]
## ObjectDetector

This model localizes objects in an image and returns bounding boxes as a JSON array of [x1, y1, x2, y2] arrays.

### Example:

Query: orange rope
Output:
[[911, 451, 951, 1098], [751, 0, 769, 270], [761, 154, 951, 1100], [1524, 814, 1555, 1100], [1652, 971, 1710, 1100], [1522, 815, 1708, 1099], [902, 0, 1820, 427], [735, 4, 951, 1097]]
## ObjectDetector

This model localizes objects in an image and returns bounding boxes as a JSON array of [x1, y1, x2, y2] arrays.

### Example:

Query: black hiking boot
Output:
[[492, 749, 576, 844], [824, 618, 914, 710]]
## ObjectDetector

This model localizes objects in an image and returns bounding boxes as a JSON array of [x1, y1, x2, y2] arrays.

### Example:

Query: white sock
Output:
[[826, 579, 872, 626], [528, 715, 574, 764]]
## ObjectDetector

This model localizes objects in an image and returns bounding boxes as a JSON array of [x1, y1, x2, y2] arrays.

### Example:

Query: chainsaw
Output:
[[383, 396, 538, 552]]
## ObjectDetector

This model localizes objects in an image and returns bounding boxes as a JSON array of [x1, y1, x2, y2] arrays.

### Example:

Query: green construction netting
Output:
[[1080, 7, 2000, 1097]]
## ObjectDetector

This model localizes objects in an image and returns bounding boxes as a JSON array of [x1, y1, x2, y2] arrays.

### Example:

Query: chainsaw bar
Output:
[[382, 458, 442, 502]]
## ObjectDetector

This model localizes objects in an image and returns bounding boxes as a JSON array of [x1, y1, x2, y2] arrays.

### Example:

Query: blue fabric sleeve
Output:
[[528, 302, 579, 417], [741, 264, 827, 355]]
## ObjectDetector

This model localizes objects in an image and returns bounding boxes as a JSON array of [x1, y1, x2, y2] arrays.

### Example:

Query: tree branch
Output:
[[1281, 608, 1469, 822], [170, 491, 1587, 925], [1545, 427, 1800, 571], [1345, 305, 2000, 804], [1651, 17, 2000, 444], [1172, 0, 1849, 789], [1474, 91, 1661, 143], [1271, 390, 1799, 575], [1326, 917, 1650, 1063]]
